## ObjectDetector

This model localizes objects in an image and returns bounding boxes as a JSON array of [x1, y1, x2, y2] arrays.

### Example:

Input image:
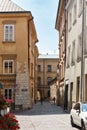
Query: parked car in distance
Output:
[[70, 102, 87, 130]]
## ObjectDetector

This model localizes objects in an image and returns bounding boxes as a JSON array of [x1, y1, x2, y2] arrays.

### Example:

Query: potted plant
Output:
[[0, 95, 7, 116], [0, 113, 20, 130]]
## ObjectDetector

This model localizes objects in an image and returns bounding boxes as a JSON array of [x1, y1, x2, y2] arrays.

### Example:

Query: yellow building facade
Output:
[[37, 54, 58, 100], [0, 0, 38, 109]]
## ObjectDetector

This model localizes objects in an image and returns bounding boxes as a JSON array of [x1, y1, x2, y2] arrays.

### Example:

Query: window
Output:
[[4, 24, 14, 41], [47, 65, 52, 72], [47, 77, 52, 85], [73, 4, 77, 25], [3, 60, 14, 74], [38, 65, 41, 72], [82, 104, 87, 112], [68, 12, 72, 31], [78, 0, 82, 17], [71, 40, 75, 65], [77, 34, 82, 61], [4, 89, 12, 99], [84, 27, 87, 54], [67, 46, 71, 67], [31, 63, 33, 77], [37, 77, 41, 85], [31, 87, 33, 98], [77, 77, 80, 101]]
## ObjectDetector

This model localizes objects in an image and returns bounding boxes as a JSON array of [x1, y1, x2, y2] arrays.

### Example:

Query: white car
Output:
[[70, 102, 87, 130]]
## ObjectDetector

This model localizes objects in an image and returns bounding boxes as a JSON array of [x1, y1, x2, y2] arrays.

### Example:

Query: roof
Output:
[[0, 0, 26, 12], [38, 54, 58, 59]]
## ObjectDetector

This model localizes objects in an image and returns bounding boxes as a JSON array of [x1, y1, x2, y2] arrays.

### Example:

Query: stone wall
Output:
[[15, 62, 30, 109]]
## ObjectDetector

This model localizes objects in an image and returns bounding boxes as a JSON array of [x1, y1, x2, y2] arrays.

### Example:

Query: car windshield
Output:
[[82, 104, 87, 112]]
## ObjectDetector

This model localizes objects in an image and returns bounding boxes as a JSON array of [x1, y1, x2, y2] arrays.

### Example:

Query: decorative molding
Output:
[[2, 20, 16, 24], [0, 54, 17, 59]]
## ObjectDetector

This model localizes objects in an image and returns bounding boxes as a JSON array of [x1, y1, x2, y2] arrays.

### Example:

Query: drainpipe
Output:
[[28, 16, 34, 68], [64, 0, 67, 65], [80, 0, 86, 102], [28, 15, 34, 107]]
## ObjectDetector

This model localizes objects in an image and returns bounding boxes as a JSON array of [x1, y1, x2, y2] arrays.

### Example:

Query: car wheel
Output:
[[81, 121, 85, 130], [71, 116, 75, 127]]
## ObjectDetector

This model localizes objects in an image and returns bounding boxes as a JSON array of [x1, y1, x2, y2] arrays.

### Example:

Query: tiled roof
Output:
[[38, 54, 58, 59], [0, 0, 26, 12]]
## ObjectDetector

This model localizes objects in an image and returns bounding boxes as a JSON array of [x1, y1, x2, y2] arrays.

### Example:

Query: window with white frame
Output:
[[3, 60, 14, 74], [4, 89, 12, 99], [4, 24, 14, 41]]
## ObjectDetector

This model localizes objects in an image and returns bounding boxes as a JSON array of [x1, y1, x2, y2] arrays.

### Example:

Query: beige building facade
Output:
[[50, 77, 58, 104], [55, 0, 68, 107], [0, 0, 38, 109], [56, 0, 87, 111], [65, 0, 87, 111], [37, 54, 58, 100]]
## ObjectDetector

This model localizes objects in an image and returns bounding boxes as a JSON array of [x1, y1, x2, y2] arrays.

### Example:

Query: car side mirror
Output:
[[76, 109, 80, 113]]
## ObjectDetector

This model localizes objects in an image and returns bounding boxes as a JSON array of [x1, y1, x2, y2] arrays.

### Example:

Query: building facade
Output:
[[50, 77, 58, 104], [34, 45, 39, 103], [0, 0, 38, 109], [65, 0, 87, 111], [55, 0, 68, 107], [56, 0, 87, 111], [37, 54, 58, 100]]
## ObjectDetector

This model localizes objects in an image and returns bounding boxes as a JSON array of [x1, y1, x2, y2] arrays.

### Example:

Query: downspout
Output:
[[28, 15, 33, 107], [64, 0, 67, 65], [80, 0, 85, 102], [28, 16, 34, 68]]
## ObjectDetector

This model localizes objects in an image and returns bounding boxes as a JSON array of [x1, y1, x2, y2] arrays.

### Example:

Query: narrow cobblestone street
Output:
[[15, 101, 79, 130]]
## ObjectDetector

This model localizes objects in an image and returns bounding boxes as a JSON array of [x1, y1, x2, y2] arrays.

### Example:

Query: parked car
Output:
[[70, 102, 87, 130]]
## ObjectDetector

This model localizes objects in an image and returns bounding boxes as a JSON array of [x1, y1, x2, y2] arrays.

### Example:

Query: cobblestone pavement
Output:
[[15, 101, 80, 130]]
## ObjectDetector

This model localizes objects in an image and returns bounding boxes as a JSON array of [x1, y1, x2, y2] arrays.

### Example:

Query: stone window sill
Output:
[[2, 41, 15, 43]]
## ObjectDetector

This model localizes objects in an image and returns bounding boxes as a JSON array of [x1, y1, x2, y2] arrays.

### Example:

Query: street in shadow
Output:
[[14, 101, 67, 116]]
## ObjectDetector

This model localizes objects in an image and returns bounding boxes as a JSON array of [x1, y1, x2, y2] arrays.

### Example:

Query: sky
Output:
[[12, 0, 59, 54]]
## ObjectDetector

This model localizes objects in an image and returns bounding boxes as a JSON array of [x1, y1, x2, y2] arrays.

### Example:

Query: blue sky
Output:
[[13, 0, 59, 54]]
